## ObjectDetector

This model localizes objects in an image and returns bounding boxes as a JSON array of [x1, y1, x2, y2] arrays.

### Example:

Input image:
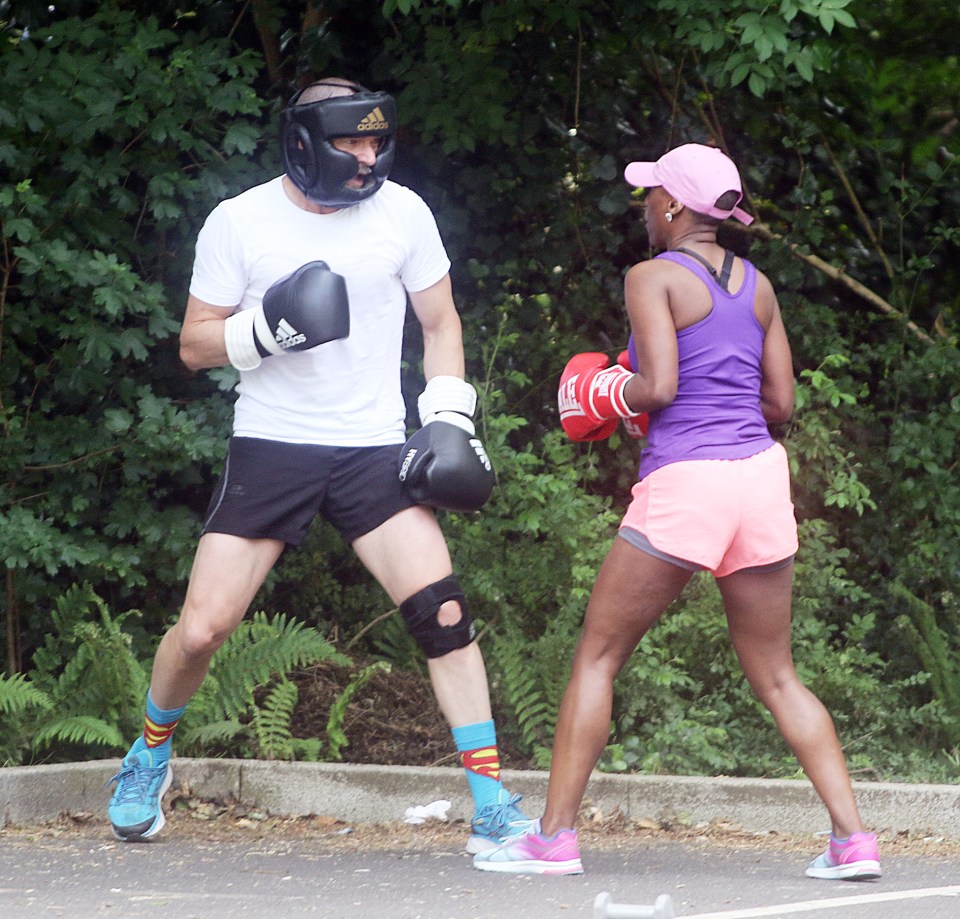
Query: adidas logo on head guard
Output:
[[357, 106, 389, 131], [274, 318, 307, 350]]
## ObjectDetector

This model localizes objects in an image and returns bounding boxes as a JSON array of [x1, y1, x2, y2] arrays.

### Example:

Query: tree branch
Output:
[[251, 0, 283, 86], [821, 137, 895, 281], [748, 222, 937, 346], [22, 444, 121, 472]]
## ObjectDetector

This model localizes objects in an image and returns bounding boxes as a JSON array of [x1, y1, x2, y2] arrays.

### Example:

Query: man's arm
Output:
[[408, 273, 465, 381], [400, 273, 493, 513], [180, 294, 234, 371], [181, 262, 350, 373]]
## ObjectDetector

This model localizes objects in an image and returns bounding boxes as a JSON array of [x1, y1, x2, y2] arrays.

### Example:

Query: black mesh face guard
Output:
[[280, 87, 397, 208]]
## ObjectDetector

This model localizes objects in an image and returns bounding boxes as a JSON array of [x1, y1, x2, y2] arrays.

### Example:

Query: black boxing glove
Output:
[[224, 260, 350, 371], [398, 420, 494, 513], [398, 376, 493, 512]]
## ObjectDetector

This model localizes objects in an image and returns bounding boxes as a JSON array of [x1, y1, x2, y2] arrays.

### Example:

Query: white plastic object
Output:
[[593, 891, 675, 919]]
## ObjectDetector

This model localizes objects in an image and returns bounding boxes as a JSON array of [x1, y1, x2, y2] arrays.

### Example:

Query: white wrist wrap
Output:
[[223, 309, 262, 372], [418, 375, 477, 425], [252, 306, 285, 356]]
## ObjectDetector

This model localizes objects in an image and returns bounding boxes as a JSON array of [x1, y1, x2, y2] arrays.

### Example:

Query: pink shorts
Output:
[[619, 443, 799, 578]]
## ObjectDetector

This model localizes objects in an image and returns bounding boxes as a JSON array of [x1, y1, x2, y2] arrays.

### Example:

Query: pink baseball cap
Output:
[[624, 143, 754, 225]]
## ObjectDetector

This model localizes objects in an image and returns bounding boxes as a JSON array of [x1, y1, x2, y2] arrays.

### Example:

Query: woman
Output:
[[474, 143, 880, 880]]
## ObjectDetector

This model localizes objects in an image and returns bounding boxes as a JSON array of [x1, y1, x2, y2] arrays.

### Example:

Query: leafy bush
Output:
[[0, 584, 147, 765], [176, 611, 349, 761], [599, 521, 951, 783], [2, 0, 958, 786], [0, 590, 351, 765]]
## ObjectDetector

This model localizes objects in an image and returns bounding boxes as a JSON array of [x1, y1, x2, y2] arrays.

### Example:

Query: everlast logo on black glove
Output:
[[397, 421, 494, 513], [470, 439, 491, 471]]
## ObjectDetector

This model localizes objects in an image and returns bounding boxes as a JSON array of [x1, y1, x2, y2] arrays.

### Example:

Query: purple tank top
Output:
[[634, 251, 774, 481]]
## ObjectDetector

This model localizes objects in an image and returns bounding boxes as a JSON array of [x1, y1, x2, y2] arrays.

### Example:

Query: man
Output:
[[107, 78, 531, 855]]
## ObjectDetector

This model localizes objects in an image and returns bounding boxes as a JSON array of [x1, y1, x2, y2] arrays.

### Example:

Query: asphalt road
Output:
[[1, 820, 958, 918]]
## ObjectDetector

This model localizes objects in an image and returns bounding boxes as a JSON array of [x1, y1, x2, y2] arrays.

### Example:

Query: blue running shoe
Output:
[[466, 789, 538, 854], [106, 749, 172, 841]]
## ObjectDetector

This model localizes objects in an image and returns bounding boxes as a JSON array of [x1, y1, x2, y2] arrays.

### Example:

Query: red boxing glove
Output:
[[558, 352, 638, 442], [617, 349, 649, 439], [621, 413, 650, 439]]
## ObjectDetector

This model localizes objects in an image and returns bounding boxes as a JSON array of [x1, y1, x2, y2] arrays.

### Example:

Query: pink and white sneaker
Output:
[[472, 821, 583, 875], [805, 831, 881, 880]]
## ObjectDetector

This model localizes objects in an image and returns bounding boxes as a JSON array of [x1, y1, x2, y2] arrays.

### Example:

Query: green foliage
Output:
[[0, 584, 147, 764], [251, 679, 323, 762], [444, 322, 622, 625], [890, 581, 960, 740], [1, 5, 267, 663], [366, 614, 425, 675], [30, 585, 149, 750], [0, 591, 350, 764], [324, 661, 392, 762], [868, 344, 960, 588], [0, 672, 51, 766], [788, 353, 877, 517], [0, 0, 957, 786], [485, 605, 579, 769], [177, 612, 349, 761], [655, 0, 858, 96], [599, 521, 947, 783]]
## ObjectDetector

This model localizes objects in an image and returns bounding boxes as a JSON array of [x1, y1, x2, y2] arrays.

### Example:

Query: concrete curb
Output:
[[2, 758, 959, 838]]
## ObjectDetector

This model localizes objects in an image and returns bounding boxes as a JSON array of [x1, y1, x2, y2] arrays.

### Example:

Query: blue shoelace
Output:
[[108, 759, 167, 805]]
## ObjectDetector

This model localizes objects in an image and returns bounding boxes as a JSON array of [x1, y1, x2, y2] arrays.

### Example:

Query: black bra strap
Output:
[[719, 249, 734, 289], [670, 247, 735, 292]]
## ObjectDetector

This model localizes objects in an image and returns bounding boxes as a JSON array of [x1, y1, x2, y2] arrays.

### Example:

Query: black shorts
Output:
[[202, 437, 417, 546]]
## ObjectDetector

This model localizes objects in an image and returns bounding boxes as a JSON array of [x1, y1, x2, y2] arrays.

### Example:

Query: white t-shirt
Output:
[[189, 176, 452, 446]]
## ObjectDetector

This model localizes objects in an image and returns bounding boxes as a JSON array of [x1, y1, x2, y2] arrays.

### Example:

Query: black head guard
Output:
[[280, 81, 397, 208]]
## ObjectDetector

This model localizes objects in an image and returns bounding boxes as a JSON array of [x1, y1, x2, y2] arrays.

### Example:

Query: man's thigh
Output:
[[351, 506, 452, 605], [181, 532, 285, 633]]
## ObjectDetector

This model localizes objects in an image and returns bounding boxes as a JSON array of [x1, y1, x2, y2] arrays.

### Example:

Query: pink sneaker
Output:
[[472, 823, 584, 875], [805, 831, 881, 880]]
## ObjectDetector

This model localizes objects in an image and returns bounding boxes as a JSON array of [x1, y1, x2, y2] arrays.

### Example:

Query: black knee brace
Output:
[[399, 575, 476, 659]]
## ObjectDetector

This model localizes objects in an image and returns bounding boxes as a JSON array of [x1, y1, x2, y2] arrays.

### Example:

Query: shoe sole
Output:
[[466, 836, 500, 855], [466, 823, 539, 855], [110, 763, 173, 842], [806, 860, 882, 880], [473, 858, 584, 876]]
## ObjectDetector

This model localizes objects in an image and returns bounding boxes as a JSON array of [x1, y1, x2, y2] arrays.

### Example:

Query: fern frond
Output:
[[496, 643, 557, 750], [34, 715, 124, 750], [290, 737, 323, 762], [176, 718, 246, 751], [485, 606, 580, 757], [0, 673, 51, 715], [178, 612, 349, 759], [325, 661, 391, 762], [252, 679, 298, 760], [205, 611, 346, 721], [27, 584, 149, 747], [367, 614, 424, 673]]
